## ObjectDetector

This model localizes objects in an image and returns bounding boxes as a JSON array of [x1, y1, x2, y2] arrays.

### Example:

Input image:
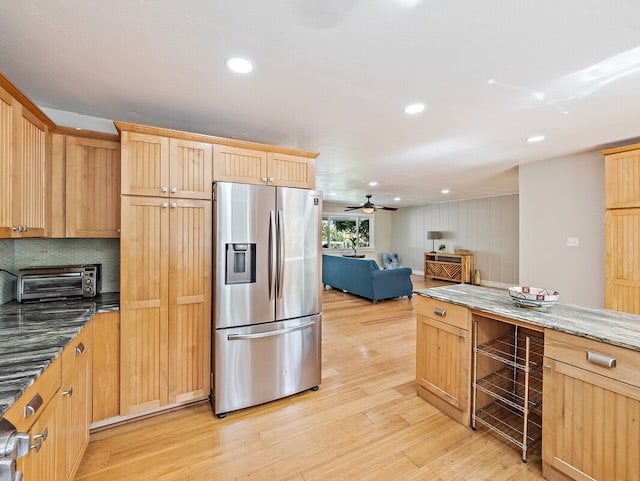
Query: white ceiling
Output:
[[2, 0, 640, 207]]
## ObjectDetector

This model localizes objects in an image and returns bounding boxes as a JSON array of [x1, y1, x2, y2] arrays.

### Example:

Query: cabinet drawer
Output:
[[4, 355, 61, 432], [62, 322, 93, 382], [545, 329, 640, 387], [416, 297, 469, 330]]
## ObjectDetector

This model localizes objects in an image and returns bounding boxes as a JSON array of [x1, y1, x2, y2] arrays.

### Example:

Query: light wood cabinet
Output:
[[415, 296, 471, 424], [17, 393, 59, 481], [120, 131, 212, 199], [424, 253, 473, 284], [92, 311, 120, 422], [0, 82, 50, 238], [543, 329, 640, 481], [57, 323, 93, 481], [602, 144, 640, 315], [120, 195, 211, 415], [213, 145, 316, 188], [65, 135, 121, 237]]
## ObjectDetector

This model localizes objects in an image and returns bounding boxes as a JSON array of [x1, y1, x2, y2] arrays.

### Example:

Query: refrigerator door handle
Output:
[[268, 210, 277, 300], [227, 320, 315, 340], [277, 210, 285, 299]]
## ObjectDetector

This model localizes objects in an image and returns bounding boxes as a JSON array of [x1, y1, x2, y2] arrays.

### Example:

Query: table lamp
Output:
[[427, 231, 442, 253]]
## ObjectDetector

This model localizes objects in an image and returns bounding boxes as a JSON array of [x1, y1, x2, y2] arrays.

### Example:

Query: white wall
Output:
[[391, 194, 519, 287], [519, 151, 604, 307]]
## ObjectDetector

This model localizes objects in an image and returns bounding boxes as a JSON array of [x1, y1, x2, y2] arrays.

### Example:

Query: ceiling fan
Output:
[[344, 194, 398, 213]]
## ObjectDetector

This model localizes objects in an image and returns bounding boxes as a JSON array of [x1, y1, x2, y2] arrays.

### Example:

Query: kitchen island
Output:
[[415, 284, 640, 481]]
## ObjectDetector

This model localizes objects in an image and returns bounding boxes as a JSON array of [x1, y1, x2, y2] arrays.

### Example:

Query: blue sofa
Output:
[[322, 254, 413, 303]]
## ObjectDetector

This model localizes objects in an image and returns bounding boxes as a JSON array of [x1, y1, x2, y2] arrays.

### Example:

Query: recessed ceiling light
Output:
[[394, 197, 401, 201], [533, 92, 545, 100], [441, 189, 450, 194], [404, 103, 425, 115], [226, 57, 253, 74], [369, 181, 378, 187], [527, 135, 545, 143]]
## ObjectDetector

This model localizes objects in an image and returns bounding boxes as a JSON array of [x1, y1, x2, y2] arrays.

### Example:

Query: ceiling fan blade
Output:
[[344, 206, 361, 211], [378, 206, 398, 211]]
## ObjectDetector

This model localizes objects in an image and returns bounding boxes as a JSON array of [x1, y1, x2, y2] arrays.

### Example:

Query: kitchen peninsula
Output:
[[415, 284, 640, 481]]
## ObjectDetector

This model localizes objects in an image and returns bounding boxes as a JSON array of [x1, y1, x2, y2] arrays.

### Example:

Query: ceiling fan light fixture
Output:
[[362, 206, 375, 214]]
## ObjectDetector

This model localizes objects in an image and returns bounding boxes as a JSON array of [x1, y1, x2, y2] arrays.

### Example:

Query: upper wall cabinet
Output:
[[604, 146, 640, 209], [0, 77, 53, 238], [119, 129, 213, 199], [66, 135, 121, 237], [213, 145, 316, 189], [49, 130, 121, 238], [116, 121, 318, 193]]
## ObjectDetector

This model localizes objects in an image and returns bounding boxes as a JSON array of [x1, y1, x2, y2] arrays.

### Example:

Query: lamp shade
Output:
[[427, 231, 442, 240]]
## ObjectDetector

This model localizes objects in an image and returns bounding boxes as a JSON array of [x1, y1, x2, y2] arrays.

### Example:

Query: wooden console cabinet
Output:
[[424, 253, 473, 283]]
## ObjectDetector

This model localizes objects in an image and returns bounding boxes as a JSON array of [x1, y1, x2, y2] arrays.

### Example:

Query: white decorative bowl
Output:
[[508, 286, 559, 308]]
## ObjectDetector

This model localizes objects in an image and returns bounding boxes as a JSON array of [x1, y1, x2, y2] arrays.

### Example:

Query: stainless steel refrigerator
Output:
[[212, 182, 322, 417]]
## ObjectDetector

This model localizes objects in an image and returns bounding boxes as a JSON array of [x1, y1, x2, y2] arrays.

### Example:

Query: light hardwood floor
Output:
[[76, 276, 544, 481]]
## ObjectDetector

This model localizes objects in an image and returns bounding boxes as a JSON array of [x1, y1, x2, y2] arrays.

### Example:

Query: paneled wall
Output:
[[0, 238, 120, 304], [392, 194, 519, 286]]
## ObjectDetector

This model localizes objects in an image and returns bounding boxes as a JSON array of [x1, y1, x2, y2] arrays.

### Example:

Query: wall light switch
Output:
[[567, 237, 580, 247]]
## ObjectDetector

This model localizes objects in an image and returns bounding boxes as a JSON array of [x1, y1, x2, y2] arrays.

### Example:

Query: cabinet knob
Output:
[[170, 186, 177, 193], [269, 177, 274, 182], [75, 343, 85, 356], [161, 186, 169, 193], [62, 387, 74, 397], [171, 202, 177, 209], [11, 226, 20, 231], [162, 202, 169, 209], [262, 177, 268, 183], [30, 427, 48, 452]]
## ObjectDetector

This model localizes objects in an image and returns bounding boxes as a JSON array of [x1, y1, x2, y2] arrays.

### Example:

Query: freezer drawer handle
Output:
[[227, 320, 315, 341]]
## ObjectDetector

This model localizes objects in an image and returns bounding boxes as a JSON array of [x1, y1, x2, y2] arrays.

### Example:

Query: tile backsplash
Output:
[[0, 238, 120, 304]]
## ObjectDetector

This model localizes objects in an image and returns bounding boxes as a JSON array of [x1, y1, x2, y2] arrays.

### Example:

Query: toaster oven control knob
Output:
[[86, 287, 92, 293], [86, 278, 92, 285]]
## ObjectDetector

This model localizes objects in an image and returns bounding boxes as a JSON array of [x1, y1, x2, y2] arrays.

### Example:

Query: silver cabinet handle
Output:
[[170, 186, 177, 193], [171, 202, 177, 209], [586, 351, 617, 368], [228, 320, 315, 340], [75, 342, 85, 356], [434, 307, 446, 317], [161, 202, 169, 208], [543, 364, 552, 370], [62, 387, 74, 397], [161, 186, 168, 193], [30, 427, 48, 452], [24, 393, 43, 418], [269, 177, 274, 182], [262, 177, 268, 183], [23, 225, 28, 232], [12, 226, 20, 231]]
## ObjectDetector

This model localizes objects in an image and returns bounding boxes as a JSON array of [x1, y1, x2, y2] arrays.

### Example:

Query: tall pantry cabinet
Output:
[[118, 123, 212, 415], [602, 144, 640, 315]]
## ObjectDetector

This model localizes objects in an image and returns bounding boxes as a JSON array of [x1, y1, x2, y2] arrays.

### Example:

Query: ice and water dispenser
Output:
[[225, 243, 256, 284]]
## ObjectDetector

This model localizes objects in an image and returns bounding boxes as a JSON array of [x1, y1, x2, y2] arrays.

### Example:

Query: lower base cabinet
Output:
[[543, 329, 640, 481], [415, 296, 471, 425]]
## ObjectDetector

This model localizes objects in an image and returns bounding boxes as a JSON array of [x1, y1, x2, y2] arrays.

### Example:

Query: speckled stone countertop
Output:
[[416, 284, 640, 352], [0, 293, 119, 418]]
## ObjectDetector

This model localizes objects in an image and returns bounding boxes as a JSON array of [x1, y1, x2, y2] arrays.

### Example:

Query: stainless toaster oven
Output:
[[17, 265, 101, 302]]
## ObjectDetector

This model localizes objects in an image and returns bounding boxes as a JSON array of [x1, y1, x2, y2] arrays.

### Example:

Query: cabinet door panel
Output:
[[267, 152, 315, 188], [605, 209, 640, 314], [605, 150, 640, 208], [66, 136, 121, 237], [170, 138, 212, 199], [120, 196, 169, 414], [121, 132, 169, 197], [543, 358, 640, 481], [168, 199, 211, 403], [212, 144, 267, 185], [92, 311, 120, 422], [18, 398, 58, 481], [0, 86, 13, 233]]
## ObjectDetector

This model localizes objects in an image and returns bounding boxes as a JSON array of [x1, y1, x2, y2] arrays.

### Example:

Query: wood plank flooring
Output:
[[76, 277, 545, 481]]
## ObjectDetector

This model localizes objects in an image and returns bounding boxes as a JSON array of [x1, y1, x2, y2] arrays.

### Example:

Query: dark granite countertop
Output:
[[415, 284, 640, 352], [0, 293, 120, 417]]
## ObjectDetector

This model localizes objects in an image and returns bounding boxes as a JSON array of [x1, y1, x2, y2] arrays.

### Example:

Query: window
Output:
[[322, 215, 373, 251]]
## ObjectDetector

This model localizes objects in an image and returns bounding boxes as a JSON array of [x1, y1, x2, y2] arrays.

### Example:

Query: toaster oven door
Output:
[[19, 273, 85, 301]]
